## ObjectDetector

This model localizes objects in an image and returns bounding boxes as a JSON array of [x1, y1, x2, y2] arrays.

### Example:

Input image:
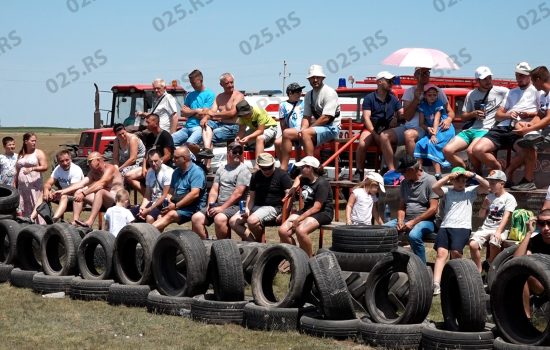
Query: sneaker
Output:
[[196, 148, 214, 159], [511, 179, 537, 191], [517, 133, 544, 148], [433, 283, 441, 296], [352, 171, 364, 182]]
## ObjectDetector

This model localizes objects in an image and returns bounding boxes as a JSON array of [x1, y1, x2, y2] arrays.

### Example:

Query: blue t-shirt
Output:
[[361, 92, 401, 122], [184, 88, 215, 128], [170, 163, 207, 213], [418, 99, 447, 127], [279, 100, 304, 130]]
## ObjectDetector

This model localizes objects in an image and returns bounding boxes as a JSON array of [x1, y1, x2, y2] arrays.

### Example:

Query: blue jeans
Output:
[[385, 219, 435, 264], [208, 121, 239, 143], [172, 126, 203, 146]]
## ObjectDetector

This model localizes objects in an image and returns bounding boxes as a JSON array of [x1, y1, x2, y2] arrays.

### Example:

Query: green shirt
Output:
[[239, 107, 277, 130]]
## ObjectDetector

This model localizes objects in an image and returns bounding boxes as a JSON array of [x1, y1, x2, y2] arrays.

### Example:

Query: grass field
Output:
[[0, 130, 448, 349]]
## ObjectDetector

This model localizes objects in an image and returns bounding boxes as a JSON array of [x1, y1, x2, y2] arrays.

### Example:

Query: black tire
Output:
[[0, 184, 19, 213], [69, 277, 114, 301], [328, 248, 387, 272], [32, 272, 73, 294], [77, 230, 114, 280], [365, 248, 433, 324], [421, 322, 494, 350], [309, 251, 355, 320], [343, 271, 369, 307], [208, 239, 245, 301], [190, 293, 248, 325], [331, 225, 398, 253], [493, 337, 547, 349], [238, 242, 266, 284], [0, 219, 21, 264], [152, 229, 208, 297], [0, 263, 14, 282], [491, 254, 550, 346], [487, 245, 518, 293], [0, 213, 15, 220], [299, 312, 359, 340], [10, 268, 38, 288], [41, 223, 82, 276], [146, 290, 193, 317], [358, 318, 423, 349], [114, 223, 159, 285], [441, 258, 486, 332], [16, 225, 46, 271], [108, 283, 151, 307], [251, 243, 312, 308], [244, 302, 315, 332]]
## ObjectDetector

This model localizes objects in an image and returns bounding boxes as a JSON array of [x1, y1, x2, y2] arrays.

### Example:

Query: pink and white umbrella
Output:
[[382, 48, 460, 70]]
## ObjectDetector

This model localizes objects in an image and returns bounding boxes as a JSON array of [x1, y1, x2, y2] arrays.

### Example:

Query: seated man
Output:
[[62, 152, 124, 228], [384, 155, 439, 264], [230, 153, 292, 241], [41, 149, 85, 222], [353, 71, 402, 181], [191, 142, 250, 239], [275, 83, 304, 160], [280, 65, 341, 170], [235, 100, 278, 156], [153, 146, 206, 231]]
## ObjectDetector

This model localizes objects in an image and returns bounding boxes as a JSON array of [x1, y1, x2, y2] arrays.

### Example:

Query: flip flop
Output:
[[74, 220, 91, 228], [278, 260, 291, 273]]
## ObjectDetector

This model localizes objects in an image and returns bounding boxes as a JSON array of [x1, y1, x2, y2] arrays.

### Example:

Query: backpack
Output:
[[383, 171, 404, 186], [508, 209, 535, 241]]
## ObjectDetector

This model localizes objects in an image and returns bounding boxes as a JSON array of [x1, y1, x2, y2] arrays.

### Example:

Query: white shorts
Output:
[[470, 229, 509, 248]]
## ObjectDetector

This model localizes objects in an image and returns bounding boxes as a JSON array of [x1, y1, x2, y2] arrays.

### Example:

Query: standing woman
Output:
[[112, 123, 146, 177], [278, 156, 334, 257], [15, 133, 48, 221]]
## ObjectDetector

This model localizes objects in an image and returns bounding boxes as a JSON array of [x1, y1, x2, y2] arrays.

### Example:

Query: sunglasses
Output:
[[259, 165, 274, 171], [231, 149, 243, 155], [537, 220, 550, 227]]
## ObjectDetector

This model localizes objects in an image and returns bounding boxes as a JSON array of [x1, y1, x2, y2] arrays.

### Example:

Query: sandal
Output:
[[74, 220, 91, 228], [278, 260, 291, 273]]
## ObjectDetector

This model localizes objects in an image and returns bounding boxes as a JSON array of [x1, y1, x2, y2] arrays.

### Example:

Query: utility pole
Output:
[[279, 60, 290, 93]]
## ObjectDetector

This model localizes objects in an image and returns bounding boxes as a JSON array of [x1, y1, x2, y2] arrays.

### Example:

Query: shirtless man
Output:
[[199, 73, 245, 159], [64, 152, 125, 228]]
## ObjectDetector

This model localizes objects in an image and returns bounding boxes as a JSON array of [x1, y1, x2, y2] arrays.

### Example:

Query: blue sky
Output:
[[0, 0, 548, 127]]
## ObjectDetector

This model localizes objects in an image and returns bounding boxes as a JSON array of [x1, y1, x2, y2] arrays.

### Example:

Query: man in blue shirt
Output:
[[152, 145, 206, 231], [172, 70, 215, 146], [353, 71, 403, 181]]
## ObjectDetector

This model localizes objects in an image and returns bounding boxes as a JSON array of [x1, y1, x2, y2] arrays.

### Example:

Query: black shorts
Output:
[[297, 210, 333, 226], [483, 127, 520, 150], [435, 227, 471, 252]]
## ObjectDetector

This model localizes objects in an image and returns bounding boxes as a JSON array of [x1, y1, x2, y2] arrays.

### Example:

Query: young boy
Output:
[[469, 170, 517, 272], [104, 189, 135, 237], [235, 100, 278, 156], [0, 137, 17, 186], [431, 167, 490, 295]]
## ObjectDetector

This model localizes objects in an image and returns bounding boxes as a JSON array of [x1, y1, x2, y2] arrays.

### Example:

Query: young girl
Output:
[[414, 84, 455, 179], [346, 171, 385, 225]]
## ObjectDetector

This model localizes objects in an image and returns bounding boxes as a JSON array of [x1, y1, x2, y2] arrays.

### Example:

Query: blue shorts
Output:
[[312, 125, 339, 146], [435, 227, 471, 252], [172, 126, 203, 146], [208, 121, 239, 143], [175, 209, 194, 224]]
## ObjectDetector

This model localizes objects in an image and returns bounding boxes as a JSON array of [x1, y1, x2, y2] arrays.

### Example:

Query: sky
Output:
[[0, 0, 548, 128]]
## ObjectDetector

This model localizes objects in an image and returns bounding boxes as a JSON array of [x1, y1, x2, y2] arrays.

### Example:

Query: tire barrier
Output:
[[41, 223, 82, 276], [0, 219, 21, 264], [77, 230, 114, 280], [331, 225, 398, 253], [32, 272, 74, 294], [108, 283, 151, 307], [15, 225, 47, 271], [0, 185, 20, 215]]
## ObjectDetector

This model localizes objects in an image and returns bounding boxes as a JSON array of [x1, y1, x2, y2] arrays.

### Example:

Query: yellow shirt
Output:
[[239, 107, 277, 129]]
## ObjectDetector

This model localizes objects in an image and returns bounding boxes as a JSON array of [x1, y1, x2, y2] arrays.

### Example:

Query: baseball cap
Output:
[[256, 152, 275, 167], [415, 67, 431, 72], [307, 64, 326, 78], [475, 66, 493, 79], [365, 171, 385, 193], [515, 62, 532, 75], [227, 142, 243, 151], [451, 166, 467, 175], [486, 169, 507, 182], [294, 156, 321, 168], [236, 100, 253, 116], [286, 82, 305, 95], [376, 71, 395, 81], [423, 83, 438, 92], [396, 155, 419, 172]]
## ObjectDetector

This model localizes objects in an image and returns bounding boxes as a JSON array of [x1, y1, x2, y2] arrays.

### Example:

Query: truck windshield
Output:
[[113, 93, 144, 127]]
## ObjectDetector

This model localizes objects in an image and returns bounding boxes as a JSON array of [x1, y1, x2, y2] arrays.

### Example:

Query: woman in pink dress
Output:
[[15, 133, 48, 222]]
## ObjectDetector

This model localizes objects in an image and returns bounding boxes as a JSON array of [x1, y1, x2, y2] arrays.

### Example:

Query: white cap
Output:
[[365, 172, 385, 193], [307, 64, 326, 78], [515, 62, 532, 75], [475, 66, 492, 80], [376, 71, 395, 81], [294, 156, 321, 168]]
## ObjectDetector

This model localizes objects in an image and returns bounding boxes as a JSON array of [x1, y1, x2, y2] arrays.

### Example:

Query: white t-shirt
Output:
[[104, 206, 135, 237], [153, 92, 179, 132], [402, 86, 448, 129], [350, 187, 378, 225], [303, 84, 341, 129], [0, 153, 17, 186], [462, 86, 509, 130], [497, 85, 540, 127], [480, 192, 517, 231], [145, 164, 174, 202], [440, 185, 479, 229], [51, 163, 84, 189]]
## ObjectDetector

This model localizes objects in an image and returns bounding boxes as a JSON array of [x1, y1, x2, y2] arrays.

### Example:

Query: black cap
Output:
[[396, 155, 419, 172], [286, 82, 305, 95], [236, 100, 253, 116]]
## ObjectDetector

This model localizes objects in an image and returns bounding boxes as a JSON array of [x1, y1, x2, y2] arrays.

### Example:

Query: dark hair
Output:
[[539, 209, 550, 217], [18, 132, 35, 158], [188, 70, 203, 81], [2, 136, 14, 146], [147, 113, 160, 123], [531, 66, 550, 83], [147, 148, 161, 159], [113, 123, 125, 133], [55, 149, 72, 160]]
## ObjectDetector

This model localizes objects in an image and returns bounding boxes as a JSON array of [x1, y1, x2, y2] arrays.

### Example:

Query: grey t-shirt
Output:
[[214, 162, 251, 204], [462, 86, 509, 130], [303, 84, 341, 129], [440, 185, 479, 229], [480, 191, 517, 231], [400, 172, 438, 222]]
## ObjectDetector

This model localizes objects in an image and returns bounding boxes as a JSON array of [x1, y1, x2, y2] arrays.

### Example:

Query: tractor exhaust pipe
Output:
[[94, 83, 101, 129]]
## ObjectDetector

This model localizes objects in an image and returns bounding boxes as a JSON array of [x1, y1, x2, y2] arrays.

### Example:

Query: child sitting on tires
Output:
[[468, 170, 517, 273], [431, 167, 490, 295], [345, 172, 385, 225], [104, 189, 135, 237]]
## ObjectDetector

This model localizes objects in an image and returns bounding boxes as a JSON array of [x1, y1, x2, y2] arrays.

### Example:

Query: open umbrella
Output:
[[382, 48, 459, 70]]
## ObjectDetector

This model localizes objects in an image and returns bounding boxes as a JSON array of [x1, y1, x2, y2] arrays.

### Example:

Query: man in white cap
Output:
[[473, 62, 540, 190], [379, 67, 454, 177], [279, 64, 341, 170], [353, 71, 403, 181], [443, 66, 509, 174]]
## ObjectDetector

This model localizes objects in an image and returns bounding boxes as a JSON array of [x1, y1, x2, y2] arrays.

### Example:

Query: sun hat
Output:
[[307, 64, 326, 78], [365, 171, 385, 193], [256, 153, 275, 167], [515, 62, 532, 75]]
